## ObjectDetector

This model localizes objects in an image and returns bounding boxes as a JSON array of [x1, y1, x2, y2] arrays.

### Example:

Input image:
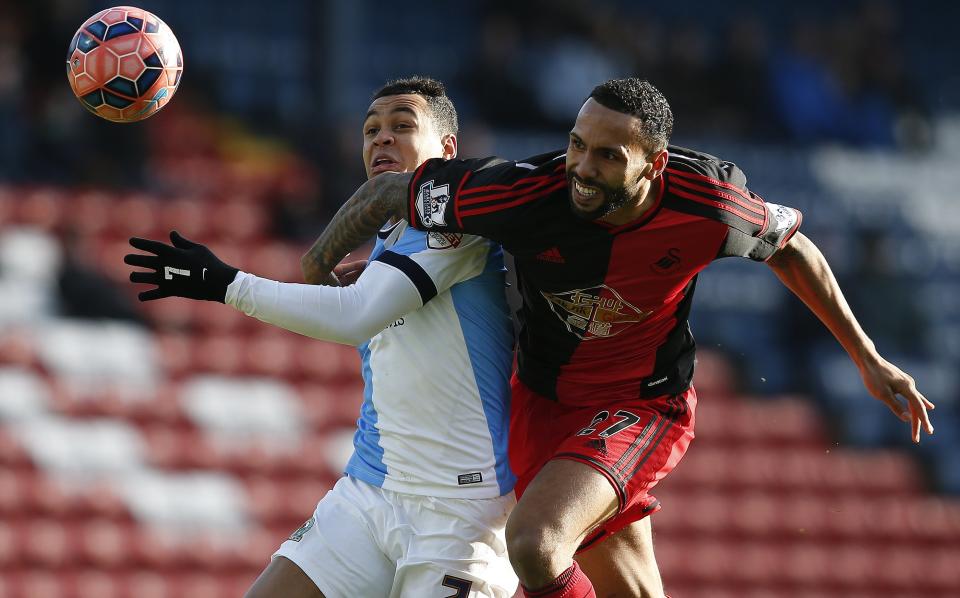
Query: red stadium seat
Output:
[[0, 469, 26, 516], [192, 333, 246, 375], [22, 474, 73, 519], [142, 299, 198, 332], [73, 569, 122, 598], [690, 348, 739, 399], [224, 527, 280, 570], [0, 521, 18, 569], [13, 570, 67, 598], [780, 542, 831, 586], [157, 198, 211, 241], [108, 193, 160, 239], [192, 300, 248, 334], [247, 242, 305, 283], [76, 519, 133, 569], [209, 199, 268, 244], [243, 333, 299, 379], [297, 382, 363, 430], [926, 547, 960, 591], [729, 491, 782, 538], [175, 572, 227, 598], [124, 570, 175, 598], [844, 451, 921, 495], [827, 543, 875, 588], [295, 340, 360, 383], [67, 190, 114, 238], [19, 518, 74, 569], [16, 187, 64, 232], [70, 480, 129, 521], [730, 541, 784, 586], [243, 476, 289, 523]]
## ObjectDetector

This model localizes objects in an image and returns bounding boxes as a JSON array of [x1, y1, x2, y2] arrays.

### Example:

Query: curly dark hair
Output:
[[588, 78, 673, 152], [373, 76, 458, 137]]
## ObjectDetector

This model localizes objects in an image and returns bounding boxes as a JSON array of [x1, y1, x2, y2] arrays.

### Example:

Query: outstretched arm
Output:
[[226, 265, 421, 346], [125, 231, 423, 346], [766, 232, 935, 443], [301, 171, 412, 284]]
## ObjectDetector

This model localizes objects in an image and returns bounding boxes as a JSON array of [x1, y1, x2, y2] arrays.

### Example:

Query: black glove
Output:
[[124, 231, 239, 302]]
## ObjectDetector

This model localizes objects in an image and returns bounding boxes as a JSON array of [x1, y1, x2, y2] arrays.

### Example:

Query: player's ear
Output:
[[645, 149, 669, 180], [442, 133, 457, 160]]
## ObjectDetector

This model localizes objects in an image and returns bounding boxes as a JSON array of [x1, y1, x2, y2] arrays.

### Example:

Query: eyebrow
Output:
[[569, 132, 628, 158], [364, 105, 419, 120]]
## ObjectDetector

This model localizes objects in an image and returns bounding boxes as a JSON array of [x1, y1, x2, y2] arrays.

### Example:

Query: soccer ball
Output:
[[65, 6, 183, 123]]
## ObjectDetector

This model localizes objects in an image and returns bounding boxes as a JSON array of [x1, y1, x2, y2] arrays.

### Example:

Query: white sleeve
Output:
[[224, 261, 423, 347]]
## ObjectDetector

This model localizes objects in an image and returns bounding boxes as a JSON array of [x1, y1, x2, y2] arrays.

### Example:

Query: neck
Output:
[[600, 176, 660, 226]]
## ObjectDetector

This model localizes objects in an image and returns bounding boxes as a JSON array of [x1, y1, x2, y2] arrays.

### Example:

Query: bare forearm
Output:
[[300, 172, 411, 284], [766, 232, 878, 368]]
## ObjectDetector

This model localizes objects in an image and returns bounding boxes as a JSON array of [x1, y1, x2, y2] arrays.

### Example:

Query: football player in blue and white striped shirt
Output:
[[126, 77, 518, 598]]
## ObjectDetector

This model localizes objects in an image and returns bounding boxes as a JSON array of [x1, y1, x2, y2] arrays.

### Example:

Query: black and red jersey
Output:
[[405, 146, 802, 406]]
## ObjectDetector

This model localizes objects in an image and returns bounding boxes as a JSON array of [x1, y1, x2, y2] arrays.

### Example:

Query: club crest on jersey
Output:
[[650, 248, 681, 274], [416, 180, 451, 228], [287, 516, 315, 542], [541, 285, 651, 340], [428, 231, 462, 249]]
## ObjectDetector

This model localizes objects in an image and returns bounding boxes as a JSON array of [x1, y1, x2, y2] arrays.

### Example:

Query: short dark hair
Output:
[[372, 76, 458, 137], [588, 78, 673, 152]]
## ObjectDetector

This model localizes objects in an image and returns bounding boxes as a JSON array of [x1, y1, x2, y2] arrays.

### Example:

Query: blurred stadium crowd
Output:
[[1, 0, 959, 596]]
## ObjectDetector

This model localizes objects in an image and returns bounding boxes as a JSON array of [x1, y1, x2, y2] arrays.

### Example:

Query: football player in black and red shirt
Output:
[[300, 78, 935, 598]]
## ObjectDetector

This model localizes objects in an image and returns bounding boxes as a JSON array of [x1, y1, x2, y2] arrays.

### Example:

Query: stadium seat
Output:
[[73, 570, 123, 598], [178, 374, 306, 448], [729, 491, 782, 538], [66, 191, 114, 238], [13, 570, 68, 598], [295, 340, 361, 383], [0, 367, 51, 422], [119, 470, 250, 534], [175, 572, 228, 598], [192, 300, 248, 334], [157, 198, 211, 241], [124, 570, 176, 598], [32, 320, 160, 399], [243, 332, 299, 378], [109, 193, 161, 239], [191, 333, 246, 375], [20, 518, 74, 569], [75, 519, 134, 569], [0, 521, 18, 569], [16, 187, 64, 232], [246, 242, 305, 283], [0, 227, 62, 283], [209, 199, 268, 244]]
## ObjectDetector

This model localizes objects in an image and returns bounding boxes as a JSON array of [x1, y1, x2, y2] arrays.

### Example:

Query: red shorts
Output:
[[508, 374, 697, 550]]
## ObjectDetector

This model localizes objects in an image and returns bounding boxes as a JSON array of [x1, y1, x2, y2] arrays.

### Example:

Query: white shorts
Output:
[[273, 475, 518, 598]]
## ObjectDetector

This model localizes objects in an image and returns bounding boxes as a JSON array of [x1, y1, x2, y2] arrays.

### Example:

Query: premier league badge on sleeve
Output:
[[416, 180, 451, 228]]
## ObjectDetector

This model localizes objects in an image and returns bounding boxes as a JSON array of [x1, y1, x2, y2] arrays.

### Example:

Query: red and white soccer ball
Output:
[[65, 6, 183, 123]]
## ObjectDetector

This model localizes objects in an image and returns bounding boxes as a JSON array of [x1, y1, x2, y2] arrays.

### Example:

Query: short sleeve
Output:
[[718, 200, 803, 261], [663, 147, 803, 262], [406, 151, 567, 241], [371, 223, 500, 305]]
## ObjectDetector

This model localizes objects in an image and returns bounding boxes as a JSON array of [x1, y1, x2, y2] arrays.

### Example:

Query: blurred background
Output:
[[1, 0, 959, 596]]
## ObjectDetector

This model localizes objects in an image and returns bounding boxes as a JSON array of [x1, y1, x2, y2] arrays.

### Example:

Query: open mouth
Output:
[[371, 156, 400, 174], [573, 179, 599, 198], [572, 178, 601, 206]]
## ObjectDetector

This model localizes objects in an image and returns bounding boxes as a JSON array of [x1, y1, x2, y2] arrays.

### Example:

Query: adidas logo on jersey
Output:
[[536, 247, 565, 263]]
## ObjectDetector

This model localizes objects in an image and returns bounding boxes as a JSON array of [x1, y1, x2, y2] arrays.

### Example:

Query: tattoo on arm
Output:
[[301, 172, 412, 284]]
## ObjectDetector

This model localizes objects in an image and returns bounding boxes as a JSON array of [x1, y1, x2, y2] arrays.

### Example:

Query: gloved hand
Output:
[[124, 231, 239, 302]]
